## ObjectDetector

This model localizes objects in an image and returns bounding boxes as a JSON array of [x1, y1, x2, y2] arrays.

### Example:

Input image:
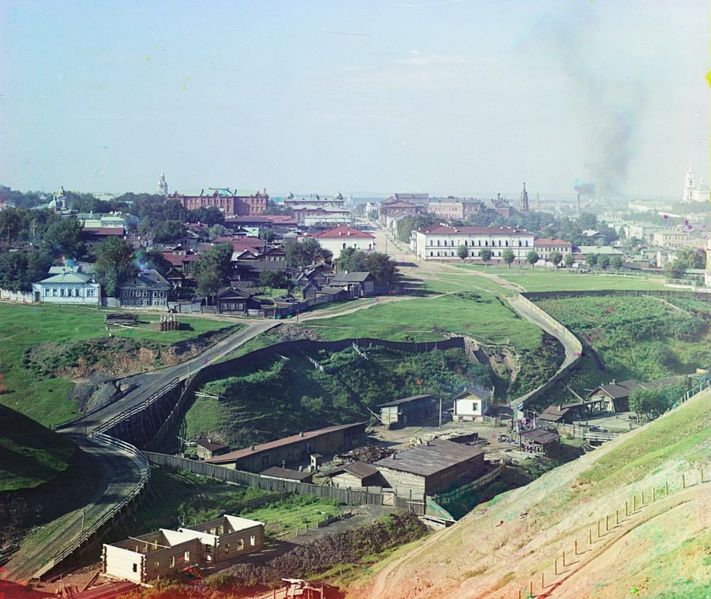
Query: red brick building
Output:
[[172, 190, 269, 217]]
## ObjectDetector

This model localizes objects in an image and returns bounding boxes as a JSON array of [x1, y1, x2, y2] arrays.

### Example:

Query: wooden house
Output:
[[586, 379, 641, 413], [328, 271, 376, 297], [259, 466, 313, 484], [379, 394, 437, 429], [374, 439, 486, 498], [206, 422, 367, 473], [324, 461, 385, 489], [519, 428, 560, 455], [452, 387, 492, 422], [195, 437, 230, 460]]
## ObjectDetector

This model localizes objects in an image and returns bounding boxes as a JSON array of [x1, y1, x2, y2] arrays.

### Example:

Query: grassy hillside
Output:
[[0, 303, 238, 426], [184, 346, 491, 447], [533, 294, 711, 404], [0, 404, 77, 492], [349, 387, 711, 599]]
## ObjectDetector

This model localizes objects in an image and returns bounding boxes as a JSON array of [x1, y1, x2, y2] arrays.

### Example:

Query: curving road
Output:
[[59, 320, 279, 436]]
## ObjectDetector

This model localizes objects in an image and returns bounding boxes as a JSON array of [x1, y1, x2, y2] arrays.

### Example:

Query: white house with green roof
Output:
[[32, 271, 101, 305]]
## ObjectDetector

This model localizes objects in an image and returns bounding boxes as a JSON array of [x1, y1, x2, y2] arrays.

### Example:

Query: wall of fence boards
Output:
[[144, 451, 386, 506]]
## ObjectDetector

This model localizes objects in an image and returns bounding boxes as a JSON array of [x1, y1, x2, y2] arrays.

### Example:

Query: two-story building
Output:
[[412, 225, 534, 261], [533, 238, 573, 261], [313, 225, 375, 260]]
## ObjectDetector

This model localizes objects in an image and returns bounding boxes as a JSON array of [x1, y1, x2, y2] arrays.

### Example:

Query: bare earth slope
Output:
[[350, 387, 711, 599]]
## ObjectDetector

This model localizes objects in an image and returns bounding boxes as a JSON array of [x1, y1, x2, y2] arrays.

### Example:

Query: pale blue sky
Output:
[[0, 0, 708, 198]]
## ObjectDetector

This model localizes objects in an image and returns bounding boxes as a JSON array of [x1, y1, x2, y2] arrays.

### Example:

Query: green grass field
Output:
[[453, 264, 667, 292], [0, 302, 239, 426], [305, 292, 542, 349]]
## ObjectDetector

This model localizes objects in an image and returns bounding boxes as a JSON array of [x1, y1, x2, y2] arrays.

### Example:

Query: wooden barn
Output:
[[379, 394, 438, 429], [519, 428, 560, 455], [374, 439, 486, 498], [324, 461, 385, 489], [205, 422, 366, 472]]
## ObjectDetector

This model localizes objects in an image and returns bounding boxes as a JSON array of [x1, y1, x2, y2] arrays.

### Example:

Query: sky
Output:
[[0, 0, 708, 199]]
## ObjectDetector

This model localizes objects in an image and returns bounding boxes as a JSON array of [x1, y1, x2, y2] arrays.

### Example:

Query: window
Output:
[[154, 561, 160, 571], [132, 563, 137, 573], [250, 535, 256, 546], [60, 288, 65, 297], [87, 289, 94, 297], [183, 551, 190, 562], [238, 539, 245, 550], [45, 288, 49, 296], [170, 556, 176, 567]]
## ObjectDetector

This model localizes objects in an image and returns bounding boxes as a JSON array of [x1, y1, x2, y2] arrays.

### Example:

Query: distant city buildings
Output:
[[173, 188, 269, 217], [412, 225, 534, 261], [681, 166, 710, 203]]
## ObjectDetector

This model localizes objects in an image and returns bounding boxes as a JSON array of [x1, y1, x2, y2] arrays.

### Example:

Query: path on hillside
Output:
[[2, 435, 146, 582]]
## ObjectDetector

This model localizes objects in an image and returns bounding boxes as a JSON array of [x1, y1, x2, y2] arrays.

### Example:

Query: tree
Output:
[[194, 243, 233, 300], [457, 245, 469, 260], [502, 249, 515, 268], [479, 248, 493, 265], [337, 249, 398, 287], [189, 206, 225, 226], [41, 217, 84, 257], [598, 256, 611, 271], [0, 209, 24, 242], [629, 388, 671, 420], [610, 255, 623, 272], [0, 249, 52, 291], [564, 253, 575, 269], [153, 220, 185, 243], [135, 248, 172, 276], [94, 237, 136, 296], [526, 250, 539, 269], [586, 254, 598, 270], [549, 251, 563, 268], [284, 238, 332, 268], [259, 270, 291, 289]]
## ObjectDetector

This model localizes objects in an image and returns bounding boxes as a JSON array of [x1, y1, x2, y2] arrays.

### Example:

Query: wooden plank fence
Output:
[[143, 452, 385, 507]]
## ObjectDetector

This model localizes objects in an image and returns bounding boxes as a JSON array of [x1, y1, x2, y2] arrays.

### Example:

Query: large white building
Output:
[[682, 166, 710, 203], [313, 224, 375, 259], [412, 225, 534, 261], [32, 270, 101, 305]]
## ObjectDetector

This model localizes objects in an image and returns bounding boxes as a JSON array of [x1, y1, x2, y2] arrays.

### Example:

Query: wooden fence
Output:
[[143, 452, 387, 507]]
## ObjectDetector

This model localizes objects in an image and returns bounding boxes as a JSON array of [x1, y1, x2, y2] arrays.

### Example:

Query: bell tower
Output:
[[520, 182, 529, 212], [158, 171, 168, 196]]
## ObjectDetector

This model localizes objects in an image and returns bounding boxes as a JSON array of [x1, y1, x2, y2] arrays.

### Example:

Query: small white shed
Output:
[[453, 387, 493, 422]]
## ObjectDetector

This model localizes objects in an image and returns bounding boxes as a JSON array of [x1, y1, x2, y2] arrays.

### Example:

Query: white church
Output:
[[682, 166, 710, 203]]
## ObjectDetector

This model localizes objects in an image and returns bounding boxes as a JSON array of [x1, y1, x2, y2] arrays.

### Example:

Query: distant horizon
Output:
[[1, 1, 707, 197]]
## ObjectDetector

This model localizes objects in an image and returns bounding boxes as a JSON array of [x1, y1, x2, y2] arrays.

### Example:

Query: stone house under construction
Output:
[[102, 515, 264, 584]]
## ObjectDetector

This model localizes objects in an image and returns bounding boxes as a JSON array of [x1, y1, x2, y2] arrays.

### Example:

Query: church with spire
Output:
[[158, 172, 168, 197], [520, 182, 529, 212]]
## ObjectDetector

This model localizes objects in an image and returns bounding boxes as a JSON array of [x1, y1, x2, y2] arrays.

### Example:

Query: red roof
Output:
[[314, 225, 374, 239], [82, 227, 125, 236], [162, 252, 198, 266], [534, 238, 572, 247], [419, 225, 531, 236], [206, 422, 366, 464]]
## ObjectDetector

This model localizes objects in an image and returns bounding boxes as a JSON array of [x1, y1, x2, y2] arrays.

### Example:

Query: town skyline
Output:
[[1, 0, 708, 197]]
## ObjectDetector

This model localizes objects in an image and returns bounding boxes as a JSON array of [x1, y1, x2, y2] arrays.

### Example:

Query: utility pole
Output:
[[439, 397, 442, 428]]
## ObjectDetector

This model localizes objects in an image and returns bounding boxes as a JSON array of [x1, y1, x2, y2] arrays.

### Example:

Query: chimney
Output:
[[251, 445, 256, 451], [391, 451, 397, 459], [300, 431, 305, 438]]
